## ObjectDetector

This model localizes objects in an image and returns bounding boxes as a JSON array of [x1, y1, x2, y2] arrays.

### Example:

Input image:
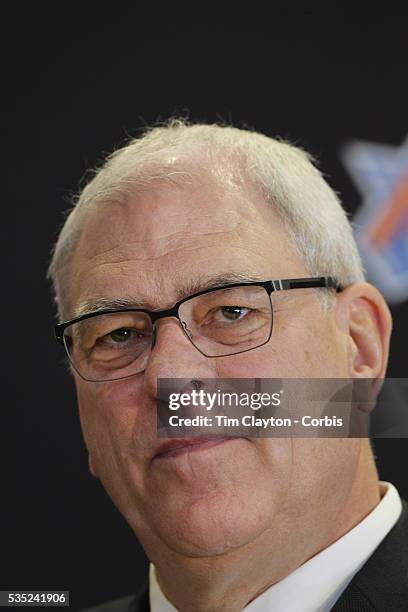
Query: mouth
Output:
[[153, 437, 238, 460]]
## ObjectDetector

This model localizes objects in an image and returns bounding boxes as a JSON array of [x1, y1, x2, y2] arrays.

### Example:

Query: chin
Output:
[[148, 486, 273, 557]]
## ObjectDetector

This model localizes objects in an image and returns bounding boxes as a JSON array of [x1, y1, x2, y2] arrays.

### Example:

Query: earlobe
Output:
[[88, 454, 99, 478]]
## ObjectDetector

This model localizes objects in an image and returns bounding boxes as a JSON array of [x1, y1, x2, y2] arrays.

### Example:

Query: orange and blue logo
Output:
[[341, 137, 408, 304]]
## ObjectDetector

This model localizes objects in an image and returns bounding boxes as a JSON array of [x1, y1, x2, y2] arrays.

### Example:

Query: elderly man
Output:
[[48, 121, 407, 611]]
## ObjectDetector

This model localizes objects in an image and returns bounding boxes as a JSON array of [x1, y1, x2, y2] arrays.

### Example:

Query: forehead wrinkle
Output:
[[79, 237, 257, 268], [80, 225, 243, 266]]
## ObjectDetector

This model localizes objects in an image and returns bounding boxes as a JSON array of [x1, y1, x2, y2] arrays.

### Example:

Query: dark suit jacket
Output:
[[83, 500, 408, 612]]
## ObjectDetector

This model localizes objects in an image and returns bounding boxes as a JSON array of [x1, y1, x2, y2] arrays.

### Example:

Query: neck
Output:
[[147, 443, 381, 612], [152, 533, 303, 612]]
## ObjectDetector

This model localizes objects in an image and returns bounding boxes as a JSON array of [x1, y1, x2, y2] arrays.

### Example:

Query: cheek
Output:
[[214, 339, 327, 378], [75, 377, 150, 460], [290, 439, 361, 510]]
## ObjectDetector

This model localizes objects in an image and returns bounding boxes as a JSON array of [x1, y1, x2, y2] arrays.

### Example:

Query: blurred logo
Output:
[[341, 137, 408, 304]]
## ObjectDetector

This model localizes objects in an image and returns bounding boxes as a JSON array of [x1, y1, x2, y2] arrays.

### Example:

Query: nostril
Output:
[[191, 379, 202, 391]]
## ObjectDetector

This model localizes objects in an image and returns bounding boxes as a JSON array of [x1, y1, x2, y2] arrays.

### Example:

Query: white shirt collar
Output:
[[149, 482, 402, 612]]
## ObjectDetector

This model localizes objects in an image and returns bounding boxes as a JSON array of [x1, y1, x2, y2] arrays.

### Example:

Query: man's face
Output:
[[68, 177, 361, 561]]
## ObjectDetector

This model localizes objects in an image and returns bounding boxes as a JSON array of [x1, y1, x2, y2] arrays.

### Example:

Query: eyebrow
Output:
[[73, 271, 266, 318]]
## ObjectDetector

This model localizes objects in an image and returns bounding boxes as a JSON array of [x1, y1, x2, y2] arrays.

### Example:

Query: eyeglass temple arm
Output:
[[270, 276, 341, 292]]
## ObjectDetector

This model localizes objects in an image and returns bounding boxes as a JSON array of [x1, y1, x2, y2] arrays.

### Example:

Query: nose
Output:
[[143, 317, 218, 399]]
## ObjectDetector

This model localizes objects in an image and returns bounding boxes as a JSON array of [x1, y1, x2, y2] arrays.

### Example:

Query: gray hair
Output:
[[48, 119, 365, 320]]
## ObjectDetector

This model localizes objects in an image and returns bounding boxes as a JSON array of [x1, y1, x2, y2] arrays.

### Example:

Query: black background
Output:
[[3, 7, 408, 611]]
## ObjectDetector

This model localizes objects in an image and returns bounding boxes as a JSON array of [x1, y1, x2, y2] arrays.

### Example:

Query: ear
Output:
[[88, 454, 99, 478], [337, 282, 392, 380]]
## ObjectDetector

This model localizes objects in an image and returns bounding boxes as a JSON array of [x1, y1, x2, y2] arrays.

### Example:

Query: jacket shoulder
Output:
[[333, 498, 408, 611]]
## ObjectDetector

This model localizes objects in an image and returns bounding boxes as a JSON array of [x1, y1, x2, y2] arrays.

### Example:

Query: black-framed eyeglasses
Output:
[[54, 276, 342, 382]]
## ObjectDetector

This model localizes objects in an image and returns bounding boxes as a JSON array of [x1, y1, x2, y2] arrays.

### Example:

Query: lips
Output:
[[153, 437, 234, 459]]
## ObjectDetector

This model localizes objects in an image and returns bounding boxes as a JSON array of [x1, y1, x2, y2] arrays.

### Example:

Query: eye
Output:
[[109, 328, 134, 343], [218, 306, 250, 321]]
